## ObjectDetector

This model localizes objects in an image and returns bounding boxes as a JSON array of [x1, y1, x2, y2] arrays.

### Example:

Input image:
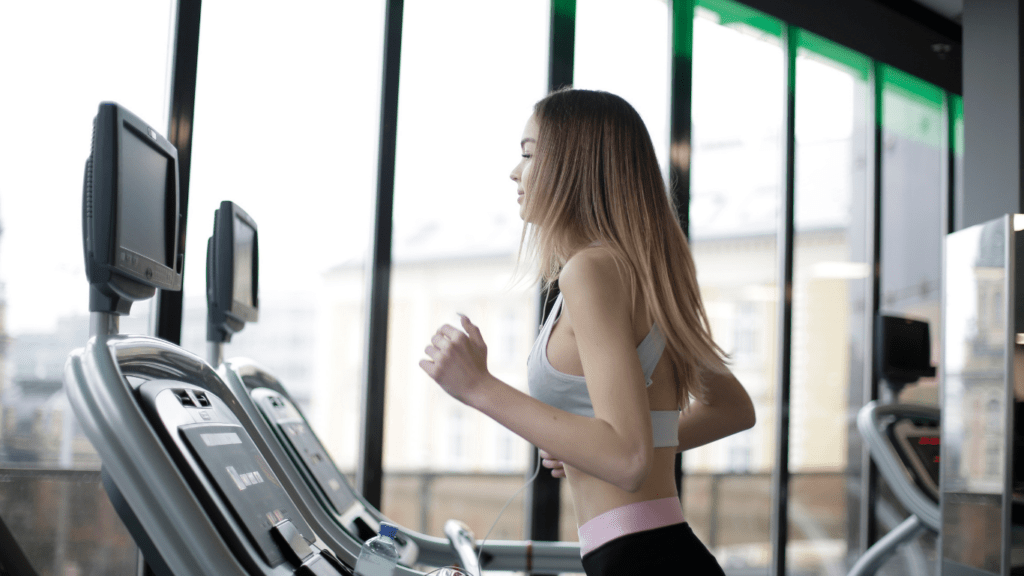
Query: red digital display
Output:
[[918, 436, 940, 446]]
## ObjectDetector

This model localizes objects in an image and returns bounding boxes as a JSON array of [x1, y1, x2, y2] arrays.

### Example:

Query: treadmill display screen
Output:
[[278, 420, 357, 516], [233, 215, 255, 309], [119, 126, 171, 267], [908, 435, 941, 487], [181, 423, 312, 567]]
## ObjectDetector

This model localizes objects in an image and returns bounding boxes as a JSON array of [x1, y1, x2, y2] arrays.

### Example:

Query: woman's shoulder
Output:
[[559, 245, 631, 300]]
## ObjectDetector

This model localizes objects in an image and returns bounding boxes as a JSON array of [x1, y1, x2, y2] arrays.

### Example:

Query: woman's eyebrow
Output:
[[521, 138, 536, 148]]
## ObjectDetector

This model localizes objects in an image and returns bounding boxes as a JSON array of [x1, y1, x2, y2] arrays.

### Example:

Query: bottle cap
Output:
[[380, 523, 398, 539]]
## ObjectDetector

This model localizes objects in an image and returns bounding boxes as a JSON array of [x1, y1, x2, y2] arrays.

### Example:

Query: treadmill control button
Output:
[[271, 519, 314, 566]]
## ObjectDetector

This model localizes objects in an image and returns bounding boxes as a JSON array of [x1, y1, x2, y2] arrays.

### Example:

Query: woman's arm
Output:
[[467, 373, 649, 492], [420, 249, 654, 492], [676, 368, 756, 453], [541, 369, 756, 477]]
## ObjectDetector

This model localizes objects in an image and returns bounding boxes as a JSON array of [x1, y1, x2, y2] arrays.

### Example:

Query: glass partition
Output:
[[874, 65, 946, 576], [182, 1, 387, 469], [879, 66, 945, 407], [942, 217, 1011, 575], [379, 0, 549, 539], [789, 30, 871, 575], [688, 0, 784, 569]]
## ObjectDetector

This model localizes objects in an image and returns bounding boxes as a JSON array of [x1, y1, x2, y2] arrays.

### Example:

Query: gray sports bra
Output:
[[527, 293, 681, 448]]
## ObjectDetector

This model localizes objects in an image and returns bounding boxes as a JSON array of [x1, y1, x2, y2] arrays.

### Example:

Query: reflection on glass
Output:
[[379, 0, 548, 539], [688, 0, 783, 568], [0, 471, 136, 575], [181, 1, 386, 474], [788, 31, 870, 575], [942, 217, 1009, 574]]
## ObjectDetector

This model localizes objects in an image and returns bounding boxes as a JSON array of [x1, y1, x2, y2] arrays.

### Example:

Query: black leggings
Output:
[[580, 522, 725, 575]]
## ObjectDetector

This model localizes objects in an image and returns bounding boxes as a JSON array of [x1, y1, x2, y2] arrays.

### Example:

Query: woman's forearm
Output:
[[676, 400, 754, 452], [677, 369, 756, 453], [467, 374, 651, 492]]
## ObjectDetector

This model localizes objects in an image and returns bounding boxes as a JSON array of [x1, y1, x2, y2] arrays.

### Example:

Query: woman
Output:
[[419, 89, 755, 575]]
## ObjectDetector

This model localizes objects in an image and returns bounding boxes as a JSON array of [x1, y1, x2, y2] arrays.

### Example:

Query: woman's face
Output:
[[510, 115, 539, 221]]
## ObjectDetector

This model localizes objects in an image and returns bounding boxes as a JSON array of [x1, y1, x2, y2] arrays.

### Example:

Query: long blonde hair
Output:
[[519, 89, 727, 409]]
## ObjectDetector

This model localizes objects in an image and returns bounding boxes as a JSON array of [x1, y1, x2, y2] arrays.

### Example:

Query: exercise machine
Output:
[[204, 200, 585, 574], [65, 102, 353, 575]]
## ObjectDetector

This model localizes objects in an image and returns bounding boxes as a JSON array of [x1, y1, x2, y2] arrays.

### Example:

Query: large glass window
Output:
[[873, 65, 946, 575], [181, 1, 387, 474], [0, 1, 176, 572], [688, 0, 784, 570], [790, 31, 871, 575], [375, 0, 550, 548], [574, 0, 671, 175], [556, 0, 672, 542], [879, 66, 945, 404]]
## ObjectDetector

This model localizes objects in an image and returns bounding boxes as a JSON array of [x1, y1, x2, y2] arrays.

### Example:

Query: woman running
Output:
[[420, 89, 755, 575]]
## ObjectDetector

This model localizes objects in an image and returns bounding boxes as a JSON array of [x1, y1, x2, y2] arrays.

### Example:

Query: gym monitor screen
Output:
[[233, 214, 256, 310], [119, 126, 172, 268], [83, 102, 183, 310], [207, 201, 258, 342]]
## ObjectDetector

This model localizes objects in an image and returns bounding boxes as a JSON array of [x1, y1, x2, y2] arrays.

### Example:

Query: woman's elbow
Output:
[[617, 449, 652, 493]]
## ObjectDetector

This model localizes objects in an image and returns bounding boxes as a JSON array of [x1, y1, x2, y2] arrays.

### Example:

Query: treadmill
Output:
[[848, 315, 940, 576], [204, 200, 585, 574], [64, 102, 354, 576]]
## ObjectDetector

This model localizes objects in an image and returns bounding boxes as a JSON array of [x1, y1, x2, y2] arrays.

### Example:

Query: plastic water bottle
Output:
[[354, 523, 401, 576]]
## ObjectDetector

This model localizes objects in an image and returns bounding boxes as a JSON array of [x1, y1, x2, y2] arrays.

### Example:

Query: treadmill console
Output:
[[135, 378, 352, 575], [250, 388, 357, 518], [247, 386, 418, 564], [889, 417, 941, 504]]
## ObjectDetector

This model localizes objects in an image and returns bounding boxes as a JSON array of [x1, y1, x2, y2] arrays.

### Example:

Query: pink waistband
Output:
[[577, 496, 685, 557]]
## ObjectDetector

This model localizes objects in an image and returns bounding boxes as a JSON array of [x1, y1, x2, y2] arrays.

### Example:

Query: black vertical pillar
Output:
[[769, 23, 797, 576], [548, 0, 575, 93], [154, 0, 202, 345], [669, 0, 695, 501], [860, 60, 884, 556], [959, 2, 1024, 230], [359, 0, 404, 511], [525, 0, 575, 556]]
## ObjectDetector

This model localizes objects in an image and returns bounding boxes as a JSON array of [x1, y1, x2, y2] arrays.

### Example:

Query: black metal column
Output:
[[358, 0, 404, 511], [859, 59, 884, 556], [946, 94, 956, 236], [769, 23, 797, 576], [154, 0, 202, 346], [669, 0, 695, 502], [524, 0, 575, 558]]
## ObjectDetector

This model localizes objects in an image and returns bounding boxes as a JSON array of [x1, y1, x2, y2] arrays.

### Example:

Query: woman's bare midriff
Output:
[[545, 287, 682, 527]]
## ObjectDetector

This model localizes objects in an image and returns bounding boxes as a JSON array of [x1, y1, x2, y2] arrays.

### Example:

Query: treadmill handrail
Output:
[[857, 401, 940, 532], [64, 334, 254, 576]]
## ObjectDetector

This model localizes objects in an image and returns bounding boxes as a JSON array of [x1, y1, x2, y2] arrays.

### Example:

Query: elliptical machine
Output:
[[849, 315, 939, 576]]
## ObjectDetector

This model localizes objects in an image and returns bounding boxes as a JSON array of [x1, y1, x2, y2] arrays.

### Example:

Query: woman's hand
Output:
[[420, 314, 491, 405], [540, 449, 565, 478]]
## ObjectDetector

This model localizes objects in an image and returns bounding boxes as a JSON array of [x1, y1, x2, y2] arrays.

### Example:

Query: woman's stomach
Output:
[[564, 446, 681, 527]]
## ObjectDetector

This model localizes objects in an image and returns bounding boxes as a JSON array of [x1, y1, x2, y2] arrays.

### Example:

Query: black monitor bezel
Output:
[[207, 201, 259, 342], [875, 314, 937, 385], [83, 102, 183, 314]]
